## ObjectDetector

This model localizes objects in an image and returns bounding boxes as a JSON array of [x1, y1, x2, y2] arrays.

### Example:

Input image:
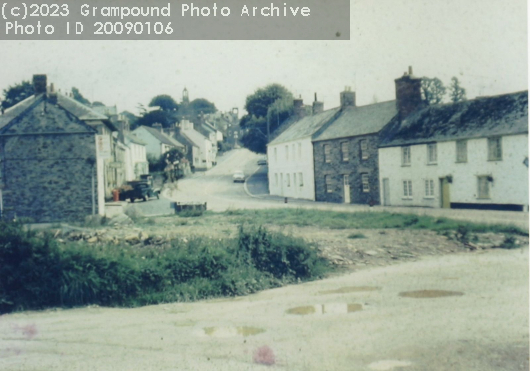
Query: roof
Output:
[[313, 100, 398, 142], [138, 126, 185, 148], [269, 108, 341, 145], [181, 127, 208, 147], [379, 91, 528, 148], [0, 93, 116, 131], [174, 131, 199, 149], [124, 133, 146, 146], [92, 105, 118, 117]]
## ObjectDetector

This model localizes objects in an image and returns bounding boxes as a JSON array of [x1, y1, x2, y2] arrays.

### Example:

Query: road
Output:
[[164, 149, 528, 230]]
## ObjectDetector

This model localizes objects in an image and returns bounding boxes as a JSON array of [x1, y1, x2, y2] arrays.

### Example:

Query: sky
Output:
[[0, 0, 527, 115]]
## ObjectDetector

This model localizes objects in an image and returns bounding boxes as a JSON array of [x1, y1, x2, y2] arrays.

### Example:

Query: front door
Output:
[[382, 178, 390, 206], [440, 178, 451, 208], [343, 175, 350, 204]]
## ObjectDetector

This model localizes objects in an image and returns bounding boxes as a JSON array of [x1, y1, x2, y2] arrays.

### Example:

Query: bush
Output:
[[0, 221, 328, 313]]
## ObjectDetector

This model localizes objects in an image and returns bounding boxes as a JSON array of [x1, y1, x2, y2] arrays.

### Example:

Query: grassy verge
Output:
[[0, 221, 328, 314], [222, 209, 528, 236]]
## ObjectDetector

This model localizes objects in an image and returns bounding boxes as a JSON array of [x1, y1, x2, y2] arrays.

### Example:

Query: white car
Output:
[[233, 171, 245, 183]]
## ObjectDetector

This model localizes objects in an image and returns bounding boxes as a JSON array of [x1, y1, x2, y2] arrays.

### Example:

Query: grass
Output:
[[0, 221, 328, 314], [221, 209, 528, 236]]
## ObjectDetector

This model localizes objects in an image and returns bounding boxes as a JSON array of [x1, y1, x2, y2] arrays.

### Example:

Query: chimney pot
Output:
[[293, 97, 305, 119], [395, 66, 423, 120], [340, 89, 356, 109], [33, 74, 47, 95]]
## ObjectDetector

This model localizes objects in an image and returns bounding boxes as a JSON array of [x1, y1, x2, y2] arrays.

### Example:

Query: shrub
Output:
[[348, 233, 366, 239]]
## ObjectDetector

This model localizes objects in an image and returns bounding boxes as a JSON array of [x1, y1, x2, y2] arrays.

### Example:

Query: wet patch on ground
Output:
[[319, 286, 381, 295], [286, 303, 363, 315], [203, 326, 265, 337], [398, 290, 464, 298]]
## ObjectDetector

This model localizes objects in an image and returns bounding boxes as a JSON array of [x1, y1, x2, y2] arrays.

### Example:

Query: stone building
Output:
[[0, 75, 119, 222], [312, 91, 397, 204]]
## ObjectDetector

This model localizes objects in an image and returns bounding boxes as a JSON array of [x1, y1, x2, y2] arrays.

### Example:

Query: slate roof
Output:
[[124, 133, 146, 146], [268, 108, 341, 145], [0, 93, 115, 131], [379, 91, 528, 148], [313, 100, 398, 142], [140, 126, 185, 148], [181, 127, 208, 148]]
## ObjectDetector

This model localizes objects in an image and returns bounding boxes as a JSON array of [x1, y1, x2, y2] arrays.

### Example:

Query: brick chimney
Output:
[[33, 74, 47, 95], [395, 66, 423, 120], [340, 87, 356, 110], [312, 93, 324, 115], [152, 123, 163, 132], [293, 96, 306, 119]]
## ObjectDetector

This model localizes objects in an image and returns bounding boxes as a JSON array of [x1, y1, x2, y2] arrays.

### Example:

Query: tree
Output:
[[241, 118, 268, 153], [189, 98, 217, 115], [149, 95, 179, 112], [448, 77, 467, 103], [71, 87, 91, 106], [1, 80, 34, 110], [136, 109, 177, 129], [244, 84, 293, 119], [421, 77, 446, 105]]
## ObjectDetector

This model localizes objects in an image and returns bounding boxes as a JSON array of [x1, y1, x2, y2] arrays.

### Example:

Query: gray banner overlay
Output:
[[0, 0, 349, 40]]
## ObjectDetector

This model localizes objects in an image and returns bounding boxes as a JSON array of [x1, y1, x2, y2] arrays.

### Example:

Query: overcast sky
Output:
[[0, 0, 527, 115]]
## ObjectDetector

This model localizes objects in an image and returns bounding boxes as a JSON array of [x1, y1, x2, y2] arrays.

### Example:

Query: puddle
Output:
[[368, 360, 412, 370], [286, 303, 362, 315], [399, 290, 464, 298], [203, 326, 265, 337], [319, 286, 381, 295]]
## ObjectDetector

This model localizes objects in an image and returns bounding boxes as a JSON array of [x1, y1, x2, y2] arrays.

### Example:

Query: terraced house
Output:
[[379, 89, 528, 211]]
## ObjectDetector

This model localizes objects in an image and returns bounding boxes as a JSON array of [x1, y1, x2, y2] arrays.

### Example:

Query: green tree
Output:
[[448, 77, 467, 103], [136, 109, 177, 129], [189, 98, 217, 115], [149, 95, 179, 112], [421, 77, 446, 105], [244, 84, 293, 120], [1, 80, 34, 110], [71, 87, 91, 106]]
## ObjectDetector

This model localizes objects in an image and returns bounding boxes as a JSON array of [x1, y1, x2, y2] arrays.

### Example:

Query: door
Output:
[[440, 178, 451, 208], [382, 178, 390, 206], [343, 175, 350, 204]]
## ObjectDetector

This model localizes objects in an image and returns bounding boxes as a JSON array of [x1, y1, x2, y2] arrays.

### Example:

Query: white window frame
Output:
[[360, 140, 369, 160], [477, 176, 490, 199], [403, 180, 413, 199], [325, 175, 333, 193], [488, 137, 502, 161], [341, 141, 349, 162], [299, 172, 304, 187], [298, 143, 302, 159], [456, 140, 467, 163], [424, 179, 435, 198], [274, 173, 278, 187], [293, 173, 297, 189], [285, 145, 289, 161], [402, 146, 411, 166], [274, 147, 277, 162], [427, 143, 437, 164], [361, 173, 370, 192], [287, 173, 291, 187], [324, 144, 331, 163]]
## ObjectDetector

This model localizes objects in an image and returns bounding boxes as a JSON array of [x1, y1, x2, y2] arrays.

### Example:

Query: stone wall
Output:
[[313, 134, 380, 205], [1, 133, 98, 222]]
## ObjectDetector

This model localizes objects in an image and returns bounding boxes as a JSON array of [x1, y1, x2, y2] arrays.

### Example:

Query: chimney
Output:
[[340, 87, 356, 109], [48, 82, 58, 104], [395, 66, 423, 120], [293, 96, 305, 119], [152, 123, 163, 132], [33, 74, 47, 95], [312, 93, 324, 115]]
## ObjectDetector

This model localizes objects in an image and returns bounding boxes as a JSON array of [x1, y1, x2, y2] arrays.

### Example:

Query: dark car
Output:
[[119, 180, 160, 202], [257, 158, 268, 166]]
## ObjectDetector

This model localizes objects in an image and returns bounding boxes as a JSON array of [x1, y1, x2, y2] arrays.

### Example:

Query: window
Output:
[[274, 147, 277, 162], [324, 144, 331, 163], [287, 174, 291, 187], [298, 143, 302, 159], [456, 140, 467, 163], [362, 174, 370, 192], [488, 137, 502, 161], [403, 180, 413, 198], [285, 145, 289, 160], [293, 173, 297, 188], [424, 179, 434, 197], [427, 143, 437, 164], [402, 146, 411, 166], [280, 173, 283, 186], [477, 176, 490, 199], [341, 141, 349, 161], [292, 144, 296, 160], [274, 173, 278, 186], [360, 140, 369, 159], [325, 175, 333, 193], [299, 172, 304, 187]]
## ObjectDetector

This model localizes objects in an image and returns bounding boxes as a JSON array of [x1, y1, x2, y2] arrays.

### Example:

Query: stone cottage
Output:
[[0, 75, 119, 222]]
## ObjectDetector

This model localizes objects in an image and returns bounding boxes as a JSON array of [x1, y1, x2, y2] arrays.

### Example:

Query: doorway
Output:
[[440, 178, 451, 208], [343, 174, 350, 203], [382, 178, 390, 206]]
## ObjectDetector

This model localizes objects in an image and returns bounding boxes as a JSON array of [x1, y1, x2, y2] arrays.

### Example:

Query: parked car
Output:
[[119, 180, 160, 202], [233, 171, 245, 183], [257, 158, 268, 166]]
